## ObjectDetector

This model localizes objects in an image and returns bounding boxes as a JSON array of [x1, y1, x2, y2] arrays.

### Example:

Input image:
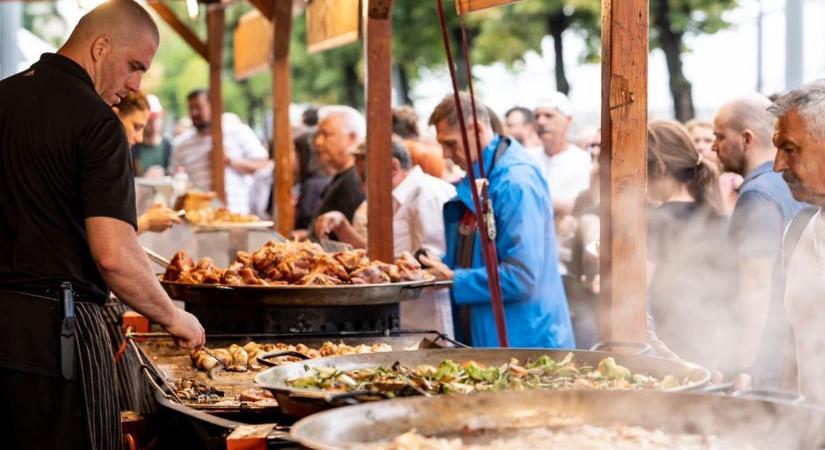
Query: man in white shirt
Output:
[[315, 139, 456, 336], [769, 80, 825, 403], [525, 91, 592, 217], [169, 89, 270, 214]]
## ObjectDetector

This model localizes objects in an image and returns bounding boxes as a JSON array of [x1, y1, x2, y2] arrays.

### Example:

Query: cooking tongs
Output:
[[143, 246, 171, 267]]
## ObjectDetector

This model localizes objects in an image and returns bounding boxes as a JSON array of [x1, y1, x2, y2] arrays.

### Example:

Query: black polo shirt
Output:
[[315, 165, 365, 223], [0, 53, 137, 302]]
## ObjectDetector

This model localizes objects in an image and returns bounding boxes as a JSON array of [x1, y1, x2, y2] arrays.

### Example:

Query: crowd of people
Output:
[[125, 79, 825, 397], [5, 2, 825, 449]]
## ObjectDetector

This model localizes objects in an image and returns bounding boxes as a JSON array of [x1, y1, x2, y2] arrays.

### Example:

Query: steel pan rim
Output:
[[288, 389, 825, 449], [158, 276, 441, 290], [255, 348, 711, 405]]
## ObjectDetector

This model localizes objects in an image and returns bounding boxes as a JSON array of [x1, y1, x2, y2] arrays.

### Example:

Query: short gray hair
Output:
[[768, 80, 825, 140], [318, 105, 366, 141]]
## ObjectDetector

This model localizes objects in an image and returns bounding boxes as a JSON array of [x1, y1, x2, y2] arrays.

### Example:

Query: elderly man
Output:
[[312, 105, 367, 226], [526, 92, 592, 217], [769, 81, 825, 403], [0, 2, 205, 449], [421, 93, 575, 349], [712, 94, 807, 387], [170, 89, 270, 214]]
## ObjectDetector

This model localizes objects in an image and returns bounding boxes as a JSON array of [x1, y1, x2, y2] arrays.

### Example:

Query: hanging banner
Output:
[[456, 0, 523, 14], [306, 0, 360, 54], [233, 9, 273, 80]]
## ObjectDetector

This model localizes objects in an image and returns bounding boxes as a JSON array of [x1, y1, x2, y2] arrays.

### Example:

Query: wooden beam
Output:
[[271, 0, 295, 235], [207, 6, 226, 202], [246, 0, 273, 20], [147, 1, 208, 60], [599, 0, 648, 343], [364, 0, 394, 262], [455, 0, 523, 14]]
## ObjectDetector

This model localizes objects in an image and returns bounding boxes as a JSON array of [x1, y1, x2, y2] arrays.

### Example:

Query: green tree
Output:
[[650, 0, 736, 121], [472, 0, 600, 95]]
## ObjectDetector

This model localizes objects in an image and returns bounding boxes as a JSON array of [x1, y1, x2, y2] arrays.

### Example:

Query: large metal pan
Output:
[[290, 389, 825, 449], [255, 348, 710, 418], [160, 278, 452, 306], [134, 330, 461, 416]]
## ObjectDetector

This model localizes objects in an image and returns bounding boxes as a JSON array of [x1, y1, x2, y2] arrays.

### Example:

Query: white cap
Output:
[[147, 94, 164, 118], [534, 91, 573, 117]]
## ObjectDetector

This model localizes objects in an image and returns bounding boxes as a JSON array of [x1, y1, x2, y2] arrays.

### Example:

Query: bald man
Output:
[[0, 2, 204, 449], [712, 95, 807, 389]]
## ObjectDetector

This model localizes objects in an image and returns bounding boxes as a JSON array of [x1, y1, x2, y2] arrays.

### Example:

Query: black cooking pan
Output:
[[289, 389, 825, 449], [159, 278, 452, 306], [255, 348, 710, 417]]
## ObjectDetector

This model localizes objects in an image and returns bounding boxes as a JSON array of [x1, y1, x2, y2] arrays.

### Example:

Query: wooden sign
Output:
[[456, 0, 523, 14], [306, 0, 360, 54], [233, 9, 273, 80]]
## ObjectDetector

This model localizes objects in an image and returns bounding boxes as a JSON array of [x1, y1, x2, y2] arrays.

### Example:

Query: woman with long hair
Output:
[[646, 120, 736, 375]]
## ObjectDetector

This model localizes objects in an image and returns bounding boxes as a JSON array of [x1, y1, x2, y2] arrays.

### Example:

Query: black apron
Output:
[[101, 297, 155, 414], [0, 285, 121, 450]]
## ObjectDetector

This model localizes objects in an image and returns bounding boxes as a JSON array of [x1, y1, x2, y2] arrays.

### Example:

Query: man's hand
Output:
[[137, 204, 182, 234], [163, 308, 206, 349], [314, 211, 347, 239], [420, 254, 455, 281], [289, 229, 311, 241]]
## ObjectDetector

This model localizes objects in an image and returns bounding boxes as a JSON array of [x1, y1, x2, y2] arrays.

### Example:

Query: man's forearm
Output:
[[230, 158, 271, 174], [101, 247, 179, 327], [86, 217, 179, 327]]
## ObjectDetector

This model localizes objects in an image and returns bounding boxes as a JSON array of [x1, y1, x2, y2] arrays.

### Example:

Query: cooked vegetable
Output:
[[286, 353, 687, 397]]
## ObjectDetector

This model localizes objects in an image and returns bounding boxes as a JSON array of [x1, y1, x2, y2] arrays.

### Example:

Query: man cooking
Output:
[[0, 2, 205, 449], [421, 93, 575, 349]]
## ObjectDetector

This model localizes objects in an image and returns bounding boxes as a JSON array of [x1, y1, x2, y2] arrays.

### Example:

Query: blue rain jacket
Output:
[[444, 135, 575, 348]]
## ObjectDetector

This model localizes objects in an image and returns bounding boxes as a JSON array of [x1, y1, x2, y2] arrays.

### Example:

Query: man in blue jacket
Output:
[[421, 93, 575, 348]]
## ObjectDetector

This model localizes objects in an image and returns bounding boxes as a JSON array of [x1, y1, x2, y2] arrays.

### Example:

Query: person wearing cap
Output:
[[527, 92, 592, 217], [421, 92, 575, 349], [315, 138, 457, 336], [132, 94, 172, 177]]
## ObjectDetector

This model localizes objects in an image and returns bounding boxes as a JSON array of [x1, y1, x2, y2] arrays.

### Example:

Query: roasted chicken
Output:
[[162, 240, 427, 286], [191, 340, 394, 372]]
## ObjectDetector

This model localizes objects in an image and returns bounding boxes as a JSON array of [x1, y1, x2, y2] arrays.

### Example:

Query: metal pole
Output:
[[0, 1, 23, 80], [785, 0, 804, 90], [756, 0, 764, 93]]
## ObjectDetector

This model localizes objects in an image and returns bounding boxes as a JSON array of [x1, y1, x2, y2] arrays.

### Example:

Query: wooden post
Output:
[[147, 1, 208, 60], [271, 0, 295, 234], [599, 0, 648, 343], [364, 0, 394, 262], [207, 6, 226, 202]]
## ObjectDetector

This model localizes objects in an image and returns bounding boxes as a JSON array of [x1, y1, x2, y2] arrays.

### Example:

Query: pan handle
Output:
[[699, 382, 735, 394], [401, 279, 454, 290], [589, 341, 653, 355], [731, 388, 806, 405], [257, 350, 311, 367]]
